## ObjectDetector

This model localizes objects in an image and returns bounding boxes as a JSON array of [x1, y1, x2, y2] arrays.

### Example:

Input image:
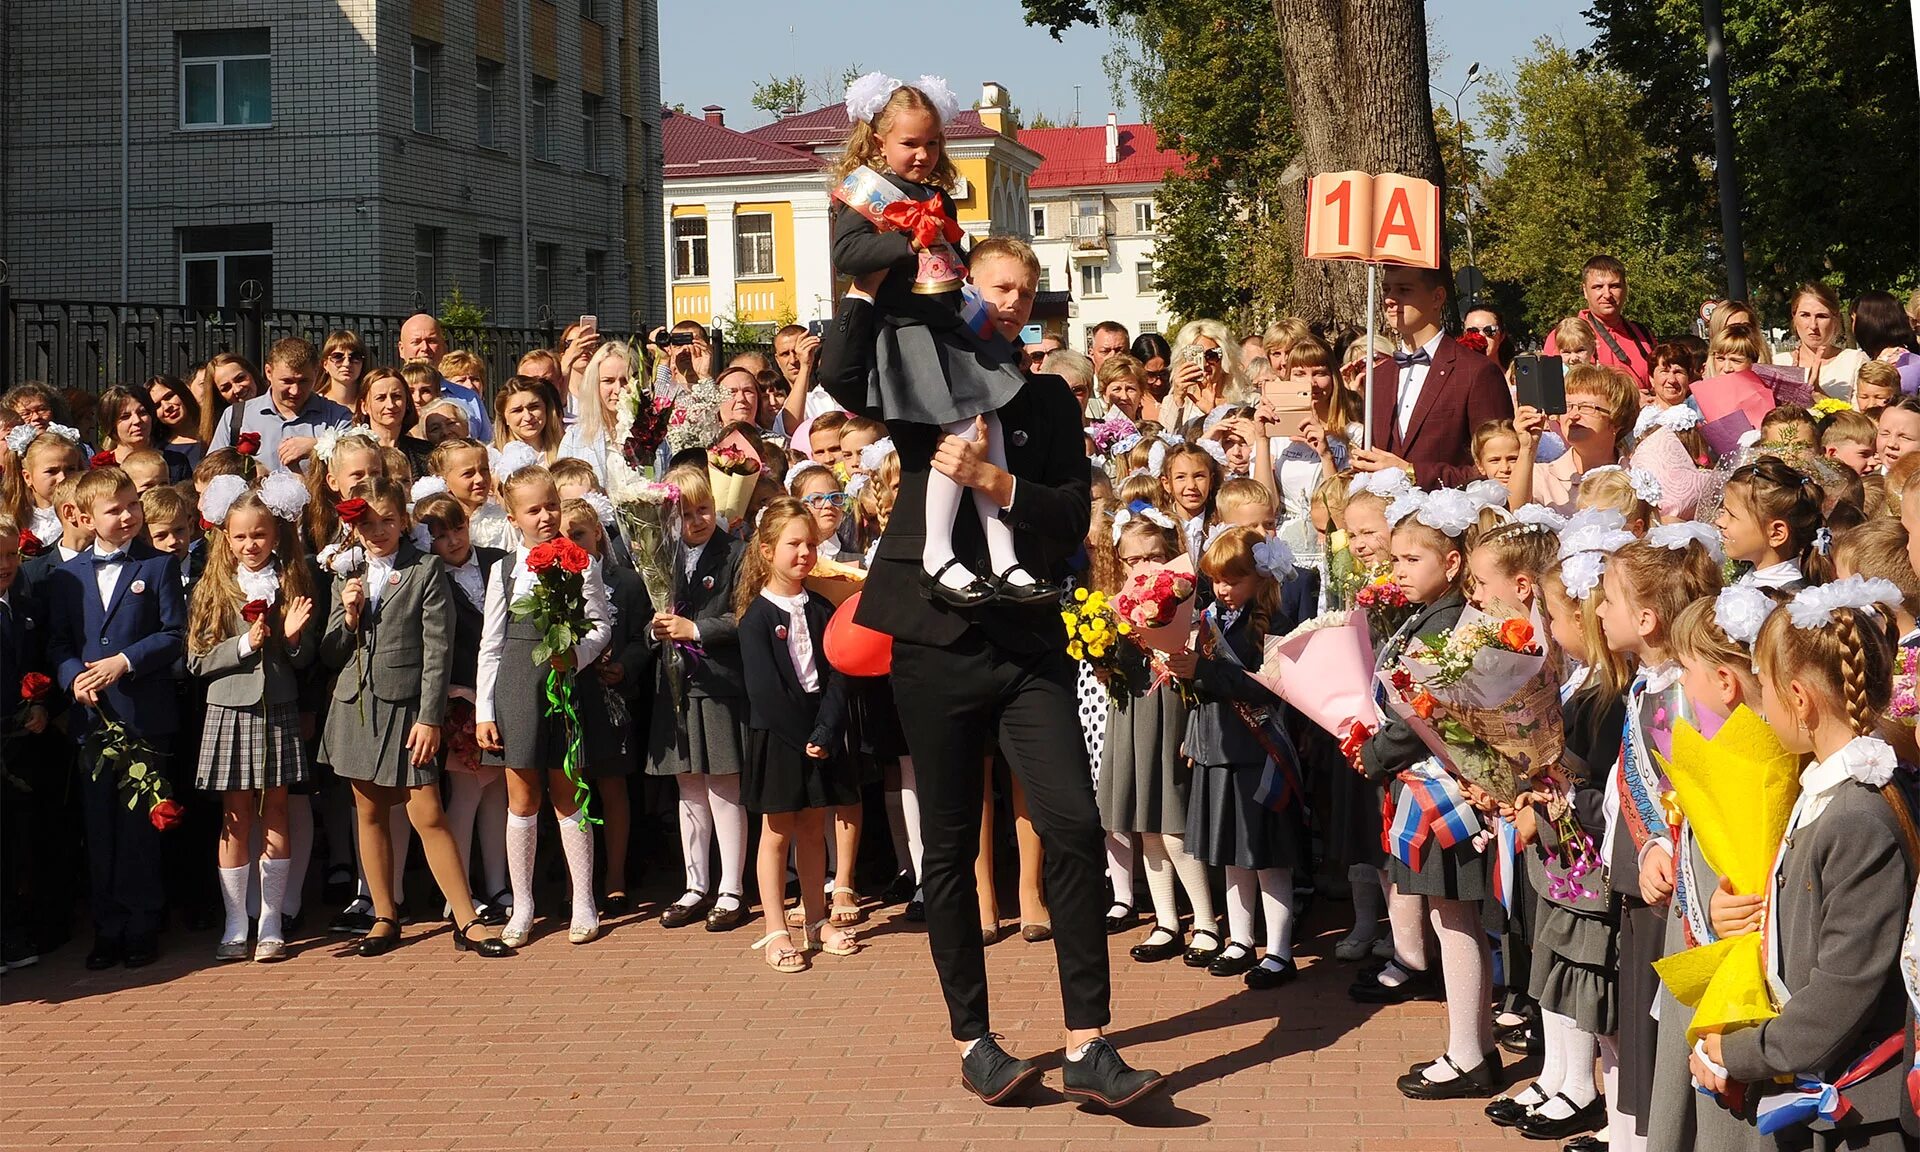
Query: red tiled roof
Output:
[[747, 104, 1003, 153], [1019, 123, 1184, 189], [662, 107, 825, 180]]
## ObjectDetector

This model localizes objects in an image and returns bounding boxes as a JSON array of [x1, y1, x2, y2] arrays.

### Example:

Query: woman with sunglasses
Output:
[[1162, 320, 1253, 432], [1129, 333, 1172, 421], [1460, 307, 1511, 374], [319, 330, 368, 410]]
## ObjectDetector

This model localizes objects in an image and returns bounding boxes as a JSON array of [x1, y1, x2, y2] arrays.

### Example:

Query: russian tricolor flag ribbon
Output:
[[1485, 815, 1520, 915], [1387, 761, 1481, 871], [1752, 1031, 1903, 1135]]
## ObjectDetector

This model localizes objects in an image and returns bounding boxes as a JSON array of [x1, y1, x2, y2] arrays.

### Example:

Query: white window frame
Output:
[[734, 212, 776, 278], [673, 217, 709, 281], [1080, 262, 1104, 299], [178, 31, 272, 130], [1133, 200, 1156, 233], [1136, 260, 1155, 294]]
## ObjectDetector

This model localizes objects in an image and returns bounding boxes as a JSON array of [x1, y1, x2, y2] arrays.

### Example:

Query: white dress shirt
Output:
[[1737, 560, 1803, 591], [92, 541, 131, 608], [1395, 331, 1445, 440], [449, 554, 486, 611], [364, 553, 397, 614], [474, 548, 614, 724], [760, 588, 820, 692], [28, 504, 60, 545]]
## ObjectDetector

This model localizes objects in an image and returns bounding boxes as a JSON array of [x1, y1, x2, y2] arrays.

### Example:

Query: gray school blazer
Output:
[[186, 602, 320, 709], [318, 542, 453, 728]]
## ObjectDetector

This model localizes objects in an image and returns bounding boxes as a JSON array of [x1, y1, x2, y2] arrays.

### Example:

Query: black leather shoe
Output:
[[355, 917, 402, 957], [84, 940, 123, 971], [921, 560, 995, 608], [960, 1034, 1040, 1105], [705, 897, 747, 933], [1486, 1091, 1544, 1127], [1397, 1051, 1503, 1100], [1498, 1016, 1541, 1057], [1349, 963, 1441, 1004], [477, 890, 512, 927], [1512, 1095, 1604, 1141], [1562, 1135, 1608, 1152], [1206, 942, 1259, 977], [122, 936, 158, 968], [658, 891, 710, 929], [880, 869, 917, 905], [1243, 957, 1298, 989], [1104, 903, 1137, 934], [601, 892, 632, 917], [330, 907, 374, 935], [455, 918, 513, 958], [903, 895, 926, 922], [1181, 929, 1223, 967], [992, 572, 1062, 607], [1129, 927, 1184, 963], [1061, 1038, 1167, 1110]]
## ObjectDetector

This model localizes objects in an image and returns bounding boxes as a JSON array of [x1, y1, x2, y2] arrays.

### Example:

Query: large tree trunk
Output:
[[1272, 0, 1446, 329]]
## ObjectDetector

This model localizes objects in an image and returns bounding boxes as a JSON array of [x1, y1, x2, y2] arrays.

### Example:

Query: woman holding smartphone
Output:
[[1160, 319, 1253, 432]]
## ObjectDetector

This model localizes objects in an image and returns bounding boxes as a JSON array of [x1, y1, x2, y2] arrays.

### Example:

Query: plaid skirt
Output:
[[196, 700, 308, 792]]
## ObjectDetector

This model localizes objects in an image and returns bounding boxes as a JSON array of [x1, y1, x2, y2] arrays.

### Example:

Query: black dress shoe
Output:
[[705, 897, 746, 933], [903, 895, 926, 922], [84, 940, 123, 970], [601, 892, 632, 917], [1206, 942, 1258, 977], [1512, 1095, 1605, 1141], [992, 573, 1062, 607], [1349, 963, 1440, 1004], [1396, 1051, 1503, 1100], [880, 869, 917, 905], [1181, 929, 1223, 967], [122, 937, 158, 968], [921, 560, 996, 608], [1129, 927, 1184, 963], [1486, 1091, 1544, 1127], [960, 1034, 1040, 1105], [1562, 1135, 1608, 1152], [454, 918, 514, 958], [658, 891, 710, 929], [1061, 1038, 1167, 1110], [1243, 957, 1298, 989], [354, 917, 402, 957], [1104, 903, 1137, 934], [330, 907, 374, 936], [1498, 1017, 1541, 1057]]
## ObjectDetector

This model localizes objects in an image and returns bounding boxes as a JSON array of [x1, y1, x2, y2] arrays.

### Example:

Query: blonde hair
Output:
[[571, 339, 639, 449], [1578, 469, 1653, 531], [665, 462, 711, 507], [969, 235, 1041, 280], [558, 497, 606, 557], [733, 496, 818, 616], [1833, 519, 1920, 618], [1541, 565, 1630, 702], [828, 84, 959, 191], [1669, 596, 1761, 702], [1172, 318, 1254, 405], [1215, 477, 1274, 522], [1260, 318, 1314, 367], [1553, 317, 1596, 355], [1472, 520, 1560, 586], [437, 349, 487, 387], [1709, 322, 1771, 366], [1567, 364, 1640, 447], [304, 430, 383, 551], [500, 464, 558, 514], [188, 490, 314, 655]]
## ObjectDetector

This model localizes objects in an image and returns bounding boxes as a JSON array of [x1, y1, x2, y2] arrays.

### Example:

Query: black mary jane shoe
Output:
[[1512, 1095, 1605, 1142], [1396, 1051, 1503, 1100], [1103, 902, 1138, 934], [455, 918, 513, 958], [1181, 928, 1223, 968], [1561, 1135, 1608, 1152], [880, 869, 917, 905], [601, 892, 632, 918], [354, 917, 403, 958], [705, 895, 747, 933], [476, 890, 512, 927], [1243, 957, 1298, 989], [658, 890, 710, 929], [920, 560, 996, 609], [1129, 927, 1184, 963], [991, 571, 1062, 607], [1498, 1016, 1541, 1057], [1206, 941, 1259, 977], [1349, 962, 1440, 1004], [1486, 1089, 1548, 1127]]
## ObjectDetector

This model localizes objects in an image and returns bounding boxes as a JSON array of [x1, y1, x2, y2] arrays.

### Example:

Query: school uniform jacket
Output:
[[1532, 684, 1626, 914], [186, 594, 321, 709], [1359, 590, 1468, 784], [46, 541, 188, 738], [0, 584, 51, 731], [444, 546, 509, 691], [318, 542, 453, 727], [738, 593, 849, 752], [680, 533, 744, 699], [600, 562, 655, 708]]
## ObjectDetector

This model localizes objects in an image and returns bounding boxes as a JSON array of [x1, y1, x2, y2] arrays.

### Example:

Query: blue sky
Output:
[[660, 1, 1597, 135]]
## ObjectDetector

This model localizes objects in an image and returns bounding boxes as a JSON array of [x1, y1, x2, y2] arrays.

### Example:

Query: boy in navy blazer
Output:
[[45, 467, 187, 969]]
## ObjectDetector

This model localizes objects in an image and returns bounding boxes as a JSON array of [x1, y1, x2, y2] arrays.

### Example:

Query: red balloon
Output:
[[823, 591, 892, 678]]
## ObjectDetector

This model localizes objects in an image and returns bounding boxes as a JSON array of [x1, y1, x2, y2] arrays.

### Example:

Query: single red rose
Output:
[[554, 537, 591, 574], [20, 672, 52, 702], [525, 539, 560, 575], [1497, 618, 1535, 651], [235, 431, 262, 457], [1389, 668, 1412, 693], [18, 529, 47, 557], [334, 498, 370, 525], [240, 599, 271, 624], [89, 450, 118, 469], [149, 798, 186, 831]]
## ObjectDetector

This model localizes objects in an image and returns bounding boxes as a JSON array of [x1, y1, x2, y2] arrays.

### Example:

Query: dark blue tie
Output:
[[1393, 349, 1431, 367], [95, 550, 129, 564]]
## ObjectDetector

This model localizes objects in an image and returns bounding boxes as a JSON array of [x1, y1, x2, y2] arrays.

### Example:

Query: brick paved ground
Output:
[[3, 879, 1552, 1152]]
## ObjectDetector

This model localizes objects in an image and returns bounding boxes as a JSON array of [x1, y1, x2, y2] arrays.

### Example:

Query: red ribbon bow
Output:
[[880, 198, 962, 250]]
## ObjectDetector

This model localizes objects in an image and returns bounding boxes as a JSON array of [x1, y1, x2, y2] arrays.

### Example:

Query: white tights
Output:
[[884, 757, 924, 885], [922, 413, 1031, 590], [1139, 831, 1216, 936], [446, 768, 509, 902], [675, 773, 748, 909], [1224, 865, 1296, 963]]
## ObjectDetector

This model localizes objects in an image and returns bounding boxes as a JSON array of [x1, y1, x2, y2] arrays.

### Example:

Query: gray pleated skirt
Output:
[[1186, 760, 1306, 870], [647, 695, 748, 777], [197, 700, 308, 791], [320, 696, 437, 789], [1097, 684, 1191, 836], [1527, 898, 1619, 1034], [869, 321, 1025, 426]]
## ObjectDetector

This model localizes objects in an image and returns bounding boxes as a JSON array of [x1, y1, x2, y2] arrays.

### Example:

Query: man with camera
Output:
[[770, 323, 842, 438], [646, 321, 716, 401]]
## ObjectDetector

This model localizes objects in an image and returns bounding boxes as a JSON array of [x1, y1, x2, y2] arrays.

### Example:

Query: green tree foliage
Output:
[[439, 285, 488, 330], [1588, 0, 1918, 313], [1473, 38, 1713, 338], [751, 74, 813, 117]]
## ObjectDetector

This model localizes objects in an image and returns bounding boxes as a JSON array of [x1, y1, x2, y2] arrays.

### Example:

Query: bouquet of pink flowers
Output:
[[1088, 414, 1138, 457], [1892, 648, 1920, 725], [1353, 568, 1415, 638], [1114, 554, 1199, 654]]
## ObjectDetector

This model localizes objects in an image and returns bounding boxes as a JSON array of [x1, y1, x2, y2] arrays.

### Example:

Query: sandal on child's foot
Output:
[[804, 919, 859, 957], [829, 886, 863, 927], [752, 931, 809, 973]]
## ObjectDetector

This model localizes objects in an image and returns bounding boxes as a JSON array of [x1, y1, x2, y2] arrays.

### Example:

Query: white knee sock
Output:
[[1600, 1033, 1641, 1148], [970, 412, 1031, 586], [1345, 861, 1383, 943], [505, 811, 539, 936], [283, 795, 313, 918], [388, 805, 412, 904], [557, 809, 597, 933], [922, 420, 980, 590], [1224, 866, 1259, 948], [257, 856, 290, 943], [1105, 830, 1134, 907], [1556, 1017, 1599, 1108], [1162, 832, 1216, 936], [1421, 897, 1495, 1080], [477, 773, 508, 899], [899, 758, 923, 882], [708, 774, 748, 910], [1140, 834, 1180, 931], [1257, 866, 1295, 964], [674, 774, 715, 896], [218, 864, 250, 944]]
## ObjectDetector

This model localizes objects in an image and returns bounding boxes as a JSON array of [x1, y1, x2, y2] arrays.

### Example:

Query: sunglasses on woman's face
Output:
[[1463, 325, 1500, 337], [328, 351, 364, 363], [1202, 348, 1223, 364], [803, 492, 849, 509]]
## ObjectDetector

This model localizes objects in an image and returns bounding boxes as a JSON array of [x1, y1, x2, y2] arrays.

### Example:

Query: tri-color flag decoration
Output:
[[1384, 761, 1482, 871], [1485, 815, 1520, 915], [1751, 1031, 1904, 1135]]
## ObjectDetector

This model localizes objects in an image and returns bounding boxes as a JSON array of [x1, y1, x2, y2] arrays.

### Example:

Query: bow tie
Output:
[[94, 550, 130, 564], [1393, 349, 1432, 367]]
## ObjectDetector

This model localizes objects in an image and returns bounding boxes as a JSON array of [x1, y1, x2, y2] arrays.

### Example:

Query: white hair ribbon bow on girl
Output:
[[1111, 432, 1143, 458], [1412, 487, 1481, 536], [312, 427, 343, 465], [411, 476, 449, 506], [844, 73, 960, 124], [1560, 552, 1608, 600], [1196, 438, 1230, 468], [1110, 503, 1175, 543], [1785, 575, 1903, 630], [1633, 403, 1703, 439], [1628, 467, 1663, 505], [1252, 538, 1295, 580], [6, 425, 38, 456], [1834, 735, 1898, 788], [582, 490, 617, 526], [1713, 585, 1773, 648], [859, 437, 896, 474], [1384, 487, 1426, 527], [1146, 439, 1167, 475], [1512, 503, 1568, 531], [1463, 479, 1512, 515], [1201, 521, 1232, 553], [199, 474, 251, 528], [259, 470, 310, 522], [1646, 521, 1724, 561], [1348, 468, 1411, 501]]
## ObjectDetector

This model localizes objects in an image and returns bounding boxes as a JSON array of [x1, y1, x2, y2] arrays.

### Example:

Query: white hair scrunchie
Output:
[[859, 436, 896, 474], [1785, 575, 1903, 631], [1413, 487, 1480, 537], [1512, 503, 1568, 532], [1384, 487, 1426, 528], [1629, 467, 1663, 505], [1834, 735, 1898, 788], [912, 75, 962, 123], [312, 426, 343, 465], [582, 489, 616, 527], [1349, 468, 1412, 501], [1713, 585, 1773, 649], [411, 476, 449, 506]]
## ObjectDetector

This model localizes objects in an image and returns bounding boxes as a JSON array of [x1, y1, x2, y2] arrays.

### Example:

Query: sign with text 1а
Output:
[[1303, 171, 1442, 268]]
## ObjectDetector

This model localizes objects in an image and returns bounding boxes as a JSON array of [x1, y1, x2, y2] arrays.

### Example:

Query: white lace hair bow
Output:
[[1348, 468, 1412, 501], [1201, 521, 1232, 553], [492, 441, 540, 478], [582, 490, 616, 527], [859, 437, 896, 473], [9, 422, 82, 457], [1645, 521, 1724, 562], [1786, 575, 1903, 630], [258, 470, 310, 523], [1406, 486, 1482, 536], [1384, 486, 1425, 527], [1513, 503, 1568, 532], [1713, 585, 1773, 648], [1628, 467, 1663, 505], [844, 72, 960, 124], [1146, 439, 1167, 475], [312, 426, 343, 464], [1557, 508, 1634, 562], [1252, 538, 1295, 580], [1464, 478, 1511, 515], [1560, 552, 1608, 600], [1633, 404, 1702, 439], [1111, 503, 1175, 543], [199, 474, 250, 527], [411, 476, 449, 506]]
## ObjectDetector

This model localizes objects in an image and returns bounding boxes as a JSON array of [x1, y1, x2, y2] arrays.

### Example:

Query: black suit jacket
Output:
[[444, 546, 509, 691], [820, 295, 1091, 654], [680, 532, 744, 698], [738, 594, 849, 751], [1365, 334, 1513, 489]]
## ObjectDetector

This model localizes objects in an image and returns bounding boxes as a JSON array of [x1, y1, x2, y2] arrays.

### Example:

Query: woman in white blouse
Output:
[[555, 340, 640, 484], [1773, 282, 1868, 401]]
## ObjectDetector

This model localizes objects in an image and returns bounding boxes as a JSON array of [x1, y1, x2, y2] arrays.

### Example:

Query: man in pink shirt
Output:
[[1543, 254, 1657, 387]]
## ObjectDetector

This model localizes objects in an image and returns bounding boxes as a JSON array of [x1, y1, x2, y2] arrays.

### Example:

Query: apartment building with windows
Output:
[[1019, 115, 1184, 351], [2, 0, 667, 328]]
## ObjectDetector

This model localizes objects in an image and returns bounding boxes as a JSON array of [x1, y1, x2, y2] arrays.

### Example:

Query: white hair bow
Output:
[[1557, 508, 1634, 561], [312, 426, 343, 464], [1645, 521, 1724, 562], [1463, 479, 1511, 515], [1252, 538, 1295, 580], [1196, 438, 1230, 468], [5, 425, 37, 456], [1349, 468, 1412, 501], [1834, 736, 1898, 788], [1146, 439, 1168, 475], [259, 470, 310, 523], [1633, 403, 1703, 439], [411, 476, 449, 506], [844, 72, 904, 123], [409, 523, 434, 552], [1713, 585, 1773, 648], [582, 490, 617, 527], [494, 441, 539, 477], [1627, 467, 1663, 505], [1786, 575, 1903, 631], [1111, 504, 1175, 543], [911, 75, 962, 123], [1411, 487, 1481, 536], [199, 474, 251, 528], [859, 437, 896, 474], [1384, 487, 1426, 527], [1201, 521, 1232, 553], [1111, 432, 1143, 458], [1560, 552, 1608, 600], [1512, 503, 1568, 531]]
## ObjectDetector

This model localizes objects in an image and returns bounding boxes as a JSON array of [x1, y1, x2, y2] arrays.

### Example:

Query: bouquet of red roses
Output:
[[86, 715, 184, 830], [511, 536, 599, 822], [619, 388, 675, 477], [1114, 554, 1199, 655]]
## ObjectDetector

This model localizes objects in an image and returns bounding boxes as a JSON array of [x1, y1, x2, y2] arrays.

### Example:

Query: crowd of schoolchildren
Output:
[[10, 142, 1920, 1146]]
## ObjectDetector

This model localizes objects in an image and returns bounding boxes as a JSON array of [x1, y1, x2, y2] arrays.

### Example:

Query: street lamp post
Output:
[[1431, 63, 1483, 290]]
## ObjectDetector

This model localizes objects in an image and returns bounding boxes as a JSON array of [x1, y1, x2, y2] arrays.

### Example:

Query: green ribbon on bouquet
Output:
[[543, 666, 597, 826]]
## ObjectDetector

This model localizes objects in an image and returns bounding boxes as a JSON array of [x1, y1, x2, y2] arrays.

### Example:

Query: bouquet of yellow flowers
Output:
[[1063, 587, 1130, 701]]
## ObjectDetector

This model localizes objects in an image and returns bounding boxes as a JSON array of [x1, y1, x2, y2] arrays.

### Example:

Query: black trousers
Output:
[[891, 634, 1110, 1041], [80, 736, 170, 943]]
